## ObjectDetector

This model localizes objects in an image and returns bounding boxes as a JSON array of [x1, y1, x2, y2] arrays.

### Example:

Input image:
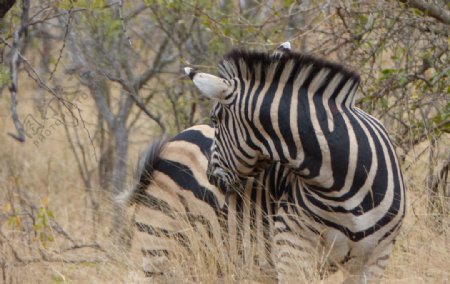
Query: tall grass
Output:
[[0, 97, 448, 283]]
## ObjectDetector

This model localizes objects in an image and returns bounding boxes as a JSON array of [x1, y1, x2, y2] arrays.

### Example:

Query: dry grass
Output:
[[0, 93, 448, 283]]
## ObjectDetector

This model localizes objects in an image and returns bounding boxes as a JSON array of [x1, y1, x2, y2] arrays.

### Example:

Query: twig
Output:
[[3, 32, 94, 154], [128, 90, 166, 133], [118, 0, 132, 48], [103, 72, 167, 133], [124, 3, 147, 21], [8, 255, 107, 266], [52, 243, 107, 254], [0, 36, 74, 111], [0, 230, 23, 263], [398, 0, 450, 25], [48, 4, 73, 81]]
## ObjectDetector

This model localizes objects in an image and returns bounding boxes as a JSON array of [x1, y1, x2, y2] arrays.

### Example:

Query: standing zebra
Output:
[[185, 48, 406, 283], [119, 125, 295, 281], [118, 42, 307, 281]]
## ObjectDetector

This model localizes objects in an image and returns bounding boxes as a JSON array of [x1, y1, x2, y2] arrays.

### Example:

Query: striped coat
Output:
[[120, 125, 290, 280], [186, 47, 406, 283]]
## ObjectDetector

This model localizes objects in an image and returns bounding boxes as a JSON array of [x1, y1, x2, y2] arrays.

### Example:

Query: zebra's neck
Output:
[[219, 49, 380, 195], [255, 98, 376, 195], [246, 68, 360, 190]]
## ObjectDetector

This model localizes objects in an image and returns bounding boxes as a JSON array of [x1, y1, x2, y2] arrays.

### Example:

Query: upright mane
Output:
[[217, 49, 361, 105]]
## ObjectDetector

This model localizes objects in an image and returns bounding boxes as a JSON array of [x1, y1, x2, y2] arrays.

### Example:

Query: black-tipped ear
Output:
[[273, 41, 292, 57], [185, 68, 232, 100], [278, 41, 291, 51], [184, 67, 197, 79], [274, 41, 291, 54]]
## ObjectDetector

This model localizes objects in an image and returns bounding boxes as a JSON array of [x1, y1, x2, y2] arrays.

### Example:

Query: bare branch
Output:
[[127, 90, 166, 133], [0, 34, 75, 109], [118, 0, 132, 48], [133, 38, 175, 90], [48, 4, 73, 81], [103, 73, 166, 133], [8, 31, 25, 142], [52, 243, 107, 255], [83, 72, 116, 128], [399, 0, 450, 25], [124, 3, 147, 21], [6, 255, 107, 266], [5, 0, 30, 142]]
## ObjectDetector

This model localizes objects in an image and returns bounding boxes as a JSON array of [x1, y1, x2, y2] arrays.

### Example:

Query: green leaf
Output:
[[51, 274, 65, 283], [283, 0, 295, 8], [379, 97, 388, 109], [0, 64, 11, 86], [381, 68, 396, 75]]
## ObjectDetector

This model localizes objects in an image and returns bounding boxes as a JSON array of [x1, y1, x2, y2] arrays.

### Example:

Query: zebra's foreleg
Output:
[[343, 242, 394, 284], [273, 211, 320, 283]]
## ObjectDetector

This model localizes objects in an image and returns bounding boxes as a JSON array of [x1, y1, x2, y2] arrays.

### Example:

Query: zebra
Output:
[[119, 124, 297, 281], [185, 47, 406, 283]]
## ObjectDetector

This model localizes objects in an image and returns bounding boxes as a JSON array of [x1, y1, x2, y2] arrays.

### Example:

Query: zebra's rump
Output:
[[124, 125, 277, 279]]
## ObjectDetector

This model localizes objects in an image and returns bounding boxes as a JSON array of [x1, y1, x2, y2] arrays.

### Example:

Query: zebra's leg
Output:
[[343, 242, 394, 284], [138, 230, 190, 278], [362, 241, 394, 283], [142, 248, 169, 277], [134, 203, 192, 278], [273, 207, 320, 283]]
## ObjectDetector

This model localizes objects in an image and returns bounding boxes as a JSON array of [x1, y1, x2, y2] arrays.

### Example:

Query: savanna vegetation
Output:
[[0, 0, 448, 283]]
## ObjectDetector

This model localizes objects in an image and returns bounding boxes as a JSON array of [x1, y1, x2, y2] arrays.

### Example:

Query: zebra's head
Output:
[[185, 42, 292, 187]]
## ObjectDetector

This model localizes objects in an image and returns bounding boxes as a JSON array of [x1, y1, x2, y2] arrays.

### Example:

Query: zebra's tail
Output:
[[116, 136, 168, 206]]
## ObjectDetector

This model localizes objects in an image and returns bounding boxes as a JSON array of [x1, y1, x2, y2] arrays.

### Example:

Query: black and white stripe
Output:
[[121, 125, 295, 279], [187, 48, 406, 283]]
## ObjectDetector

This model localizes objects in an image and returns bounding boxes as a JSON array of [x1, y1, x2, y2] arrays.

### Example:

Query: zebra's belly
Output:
[[289, 211, 381, 266]]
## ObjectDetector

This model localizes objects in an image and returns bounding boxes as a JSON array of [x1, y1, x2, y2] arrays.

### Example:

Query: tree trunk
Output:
[[111, 120, 131, 245]]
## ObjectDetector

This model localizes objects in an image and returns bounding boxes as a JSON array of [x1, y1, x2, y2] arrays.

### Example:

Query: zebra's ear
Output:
[[278, 41, 291, 51], [273, 41, 292, 57], [184, 67, 231, 100]]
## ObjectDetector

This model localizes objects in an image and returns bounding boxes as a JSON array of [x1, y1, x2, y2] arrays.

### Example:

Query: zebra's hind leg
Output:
[[343, 242, 394, 284]]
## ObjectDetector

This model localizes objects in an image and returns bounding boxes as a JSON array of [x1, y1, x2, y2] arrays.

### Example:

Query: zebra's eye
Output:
[[210, 116, 218, 125]]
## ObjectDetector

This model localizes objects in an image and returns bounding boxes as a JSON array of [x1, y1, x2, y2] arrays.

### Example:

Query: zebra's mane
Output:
[[218, 49, 360, 101]]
